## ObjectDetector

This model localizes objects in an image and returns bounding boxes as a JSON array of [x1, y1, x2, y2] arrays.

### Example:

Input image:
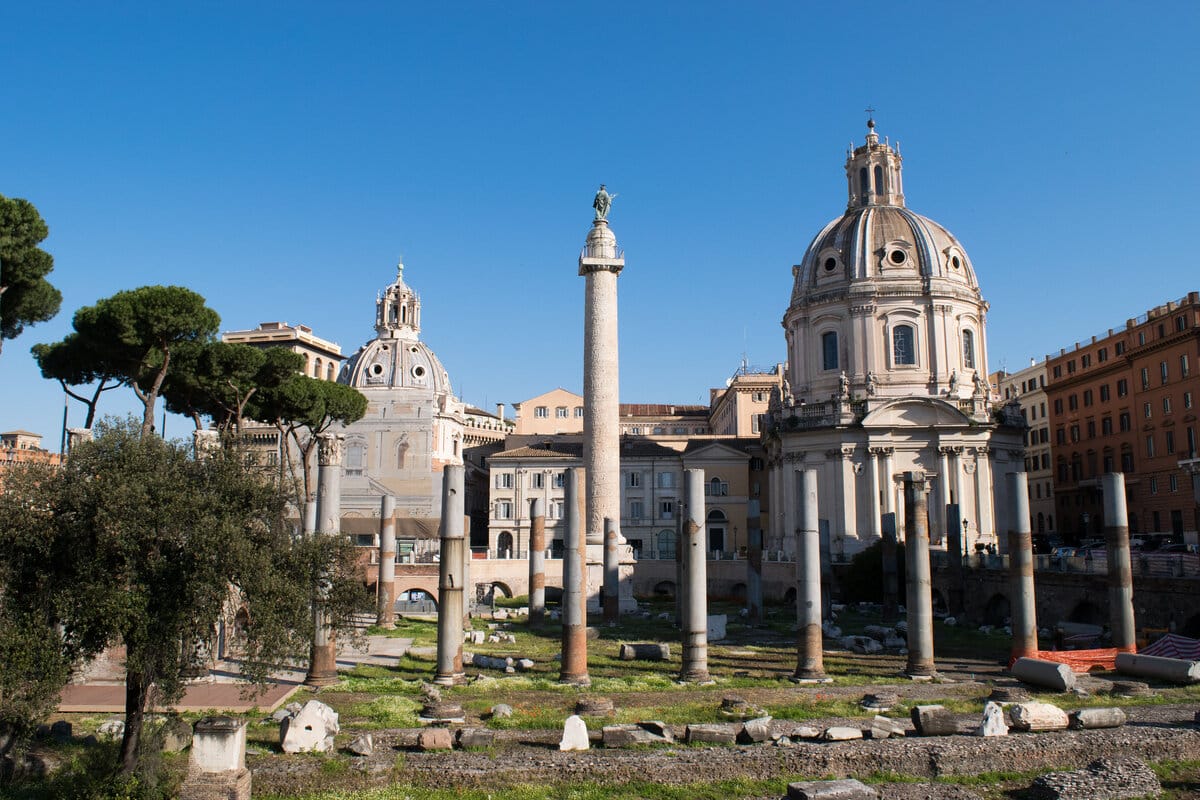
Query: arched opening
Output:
[[706, 509, 727, 554], [931, 588, 948, 616], [497, 531, 514, 558], [395, 589, 438, 613], [326, 363, 335, 381], [730, 582, 747, 601], [314, 357, 323, 378], [962, 329, 976, 370], [490, 582, 512, 599], [873, 164, 884, 195], [859, 167, 869, 198], [783, 587, 797, 606], [1069, 600, 1104, 626], [821, 331, 838, 370], [983, 593, 1011, 627], [656, 529, 676, 559], [653, 581, 676, 598], [892, 324, 916, 365]]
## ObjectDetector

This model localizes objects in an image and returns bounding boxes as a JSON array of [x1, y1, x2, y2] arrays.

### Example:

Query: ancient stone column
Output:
[[303, 500, 317, 535], [745, 498, 763, 626], [305, 433, 344, 687], [580, 214, 624, 556], [192, 428, 220, 460], [881, 512, 899, 623], [1101, 472, 1136, 652], [903, 472, 936, 678], [680, 469, 710, 682], [794, 469, 826, 681], [435, 464, 466, 685], [66, 427, 93, 453], [559, 468, 589, 685], [1007, 472, 1038, 661], [528, 498, 546, 629], [603, 517, 618, 624], [376, 495, 396, 629]]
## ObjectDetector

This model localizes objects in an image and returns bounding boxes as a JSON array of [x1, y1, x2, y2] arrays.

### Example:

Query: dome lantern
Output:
[[845, 118, 905, 209]]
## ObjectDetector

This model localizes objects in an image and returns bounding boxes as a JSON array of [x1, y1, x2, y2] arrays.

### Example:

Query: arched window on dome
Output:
[[893, 324, 916, 366], [821, 331, 838, 371], [859, 167, 869, 198], [962, 329, 976, 370], [874, 165, 884, 196]]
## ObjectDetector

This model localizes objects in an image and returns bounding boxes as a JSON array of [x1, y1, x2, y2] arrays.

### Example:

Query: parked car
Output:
[[1051, 546, 1077, 560]]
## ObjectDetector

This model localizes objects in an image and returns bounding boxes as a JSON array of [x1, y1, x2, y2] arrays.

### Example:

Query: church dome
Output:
[[339, 261, 453, 396], [782, 121, 989, 402]]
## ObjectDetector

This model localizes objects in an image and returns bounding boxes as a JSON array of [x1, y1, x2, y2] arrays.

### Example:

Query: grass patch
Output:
[[344, 695, 422, 728]]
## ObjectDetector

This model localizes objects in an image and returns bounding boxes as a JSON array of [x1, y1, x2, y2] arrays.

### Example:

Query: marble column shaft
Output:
[[376, 495, 396, 628], [435, 465, 466, 685], [680, 469, 709, 682]]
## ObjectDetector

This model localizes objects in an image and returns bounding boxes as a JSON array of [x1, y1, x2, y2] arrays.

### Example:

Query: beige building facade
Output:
[[222, 321, 343, 381], [993, 362, 1055, 537]]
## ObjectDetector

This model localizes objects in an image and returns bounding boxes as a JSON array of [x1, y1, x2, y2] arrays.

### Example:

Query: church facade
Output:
[[335, 263, 467, 536], [764, 121, 1025, 560]]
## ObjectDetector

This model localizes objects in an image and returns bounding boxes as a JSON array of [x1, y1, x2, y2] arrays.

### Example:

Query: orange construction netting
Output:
[[1013, 647, 1135, 673]]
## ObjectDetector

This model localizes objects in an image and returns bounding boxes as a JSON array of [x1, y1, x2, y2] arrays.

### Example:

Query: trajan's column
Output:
[[580, 185, 625, 610]]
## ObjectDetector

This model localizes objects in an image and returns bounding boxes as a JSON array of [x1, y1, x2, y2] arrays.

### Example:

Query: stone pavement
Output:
[[58, 634, 412, 714]]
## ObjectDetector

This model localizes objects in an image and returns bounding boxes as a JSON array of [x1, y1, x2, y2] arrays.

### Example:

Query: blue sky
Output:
[[3, 2, 1198, 447]]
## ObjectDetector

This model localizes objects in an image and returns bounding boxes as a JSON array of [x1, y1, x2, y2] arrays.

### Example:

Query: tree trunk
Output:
[[117, 667, 153, 775]]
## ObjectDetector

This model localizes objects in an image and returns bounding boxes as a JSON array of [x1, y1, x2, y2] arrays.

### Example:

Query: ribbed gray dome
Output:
[[340, 337, 451, 395]]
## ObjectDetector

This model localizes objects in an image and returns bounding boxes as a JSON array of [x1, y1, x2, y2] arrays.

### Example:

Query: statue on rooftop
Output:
[[593, 184, 617, 221]]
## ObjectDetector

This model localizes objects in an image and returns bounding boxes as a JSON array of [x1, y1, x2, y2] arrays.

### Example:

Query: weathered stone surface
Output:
[[860, 691, 899, 711], [619, 643, 670, 661], [787, 777, 880, 799], [1028, 756, 1160, 799], [1109, 681, 1152, 698], [602, 725, 668, 748], [822, 726, 864, 741], [559, 715, 590, 751], [738, 716, 773, 743], [1069, 708, 1126, 730], [515, 658, 535, 671], [49, 721, 72, 742], [867, 715, 906, 740], [987, 686, 1031, 703], [975, 702, 1009, 737], [840, 635, 883, 655], [419, 701, 466, 724], [346, 733, 374, 756], [685, 723, 738, 744], [97, 719, 125, 741], [911, 704, 957, 736], [269, 708, 292, 723], [575, 697, 615, 716], [156, 716, 192, 752], [718, 695, 764, 719], [456, 728, 495, 749], [416, 728, 453, 751], [780, 723, 823, 740], [490, 704, 513, 719], [281, 701, 339, 753], [189, 716, 247, 777], [707, 614, 727, 641], [1008, 701, 1070, 732], [179, 767, 251, 800], [1012, 657, 1077, 692], [638, 721, 674, 741]]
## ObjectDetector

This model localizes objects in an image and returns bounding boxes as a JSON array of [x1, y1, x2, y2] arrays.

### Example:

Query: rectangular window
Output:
[[1040, 401, 1046, 417], [822, 331, 839, 371], [1053, 365, 1063, 379], [659, 499, 675, 520], [1054, 398, 1064, 415], [1083, 389, 1093, 407], [1178, 315, 1188, 332], [553, 472, 565, 489], [534, 406, 549, 418], [1098, 347, 1108, 363], [496, 473, 514, 489], [555, 406, 569, 418], [657, 471, 674, 489], [1041, 452, 1050, 469], [1122, 452, 1134, 472], [1119, 412, 1131, 432], [1099, 385, 1110, 402], [1187, 392, 1194, 409], [1068, 394, 1078, 411], [1188, 426, 1197, 456], [1182, 354, 1190, 377], [1081, 354, 1092, 368], [531, 472, 544, 489], [1041, 428, 1049, 444], [496, 501, 513, 519], [1115, 341, 1126, 355], [1070, 424, 1080, 443], [1056, 428, 1066, 445], [1166, 430, 1175, 454], [574, 406, 584, 417], [1150, 477, 1158, 495], [628, 471, 641, 488], [1170, 474, 1179, 492], [1067, 360, 1076, 374], [1117, 379, 1128, 397], [1164, 396, 1172, 414], [1141, 367, 1150, 389], [1161, 361, 1169, 384], [1102, 417, 1113, 435], [1146, 435, 1155, 458], [1144, 402, 1153, 419], [549, 500, 564, 519], [629, 500, 643, 519], [1087, 420, 1096, 439], [1103, 454, 1114, 472], [751, 414, 761, 434], [1138, 332, 1146, 346]]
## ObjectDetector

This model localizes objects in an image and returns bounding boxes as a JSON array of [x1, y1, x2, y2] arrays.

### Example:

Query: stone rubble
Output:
[[559, 715, 590, 751], [1028, 756, 1161, 799], [280, 700, 339, 754], [975, 701, 1009, 737], [346, 733, 374, 756], [787, 777, 880, 799], [1008, 701, 1070, 732]]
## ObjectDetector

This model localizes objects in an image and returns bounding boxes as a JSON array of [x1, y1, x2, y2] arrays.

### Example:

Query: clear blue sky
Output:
[[3, 2, 1198, 448]]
